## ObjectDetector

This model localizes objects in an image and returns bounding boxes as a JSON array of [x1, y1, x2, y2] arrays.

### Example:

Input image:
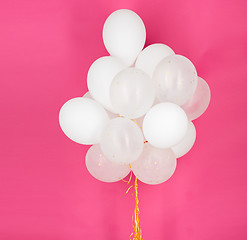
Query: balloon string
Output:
[[133, 119, 142, 129], [123, 165, 143, 240], [122, 168, 132, 185], [130, 176, 143, 240]]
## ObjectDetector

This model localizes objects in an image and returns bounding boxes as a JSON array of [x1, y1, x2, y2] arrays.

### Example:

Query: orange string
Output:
[[122, 168, 132, 184], [132, 119, 142, 129], [130, 176, 143, 240], [123, 164, 143, 240]]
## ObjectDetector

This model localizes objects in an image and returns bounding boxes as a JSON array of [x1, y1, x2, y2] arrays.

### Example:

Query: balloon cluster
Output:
[[59, 9, 210, 185]]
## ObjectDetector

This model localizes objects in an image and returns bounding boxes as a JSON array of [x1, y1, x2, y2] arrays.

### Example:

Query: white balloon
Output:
[[110, 68, 155, 119], [171, 122, 196, 158], [153, 55, 198, 106], [100, 117, 144, 164], [143, 102, 188, 148], [131, 144, 177, 185], [103, 9, 146, 66], [87, 56, 126, 112], [86, 144, 131, 183], [135, 43, 175, 77], [182, 77, 211, 120], [59, 98, 109, 144]]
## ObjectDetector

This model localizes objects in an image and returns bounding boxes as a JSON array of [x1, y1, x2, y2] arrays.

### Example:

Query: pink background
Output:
[[1, 0, 247, 239]]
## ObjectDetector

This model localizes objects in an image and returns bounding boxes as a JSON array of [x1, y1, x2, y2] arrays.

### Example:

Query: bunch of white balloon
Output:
[[59, 9, 211, 185]]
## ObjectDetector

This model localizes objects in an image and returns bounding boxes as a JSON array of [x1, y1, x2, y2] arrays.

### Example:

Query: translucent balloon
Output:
[[135, 43, 175, 77], [59, 98, 109, 144], [171, 122, 196, 158], [100, 117, 144, 164], [153, 55, 198, 106], [131, 144, 177, 185], [143, 102, 188, 148], [86, 144, 131, 182], [87, 56, 126, 112], [110, 68, 155, 119], [182, 77, 211, 120], [103, 9, 146, 66]]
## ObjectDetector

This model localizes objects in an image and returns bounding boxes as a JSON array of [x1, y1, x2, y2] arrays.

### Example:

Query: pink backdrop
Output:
[[1, 0, 247, 239]]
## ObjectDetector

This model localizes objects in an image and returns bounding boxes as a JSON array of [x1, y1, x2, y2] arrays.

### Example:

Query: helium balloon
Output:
[[100, 117, 144, 164], [87, 56, 126, 112], [171, 122, 196, 158], [153, 55, 198, 106], [135, 43, 175, 77], [131, 144, 177, 185], [103, 9, 146, 66], [59, 98, 109, 144], [143, 102, 188, 148], [110, 68, 155, 119], [182, 77, 211, 120], [86, 144, 131, 182]]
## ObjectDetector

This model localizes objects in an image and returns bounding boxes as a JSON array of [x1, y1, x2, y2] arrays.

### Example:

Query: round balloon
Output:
[[110, 68, 155, 119], [135, 43, 175, 77], [153, 55, 198, 106], [131, 144, 177, 185], [59, 98, 109, 144], [143, 102, 188, 148], [182, 77, 211, 120], [100, 117, 144, 164], [87, 56, 126, 112], [86, 144, 131, 182], [171, 122, 196, 158], [103, 9, 146, 66]]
